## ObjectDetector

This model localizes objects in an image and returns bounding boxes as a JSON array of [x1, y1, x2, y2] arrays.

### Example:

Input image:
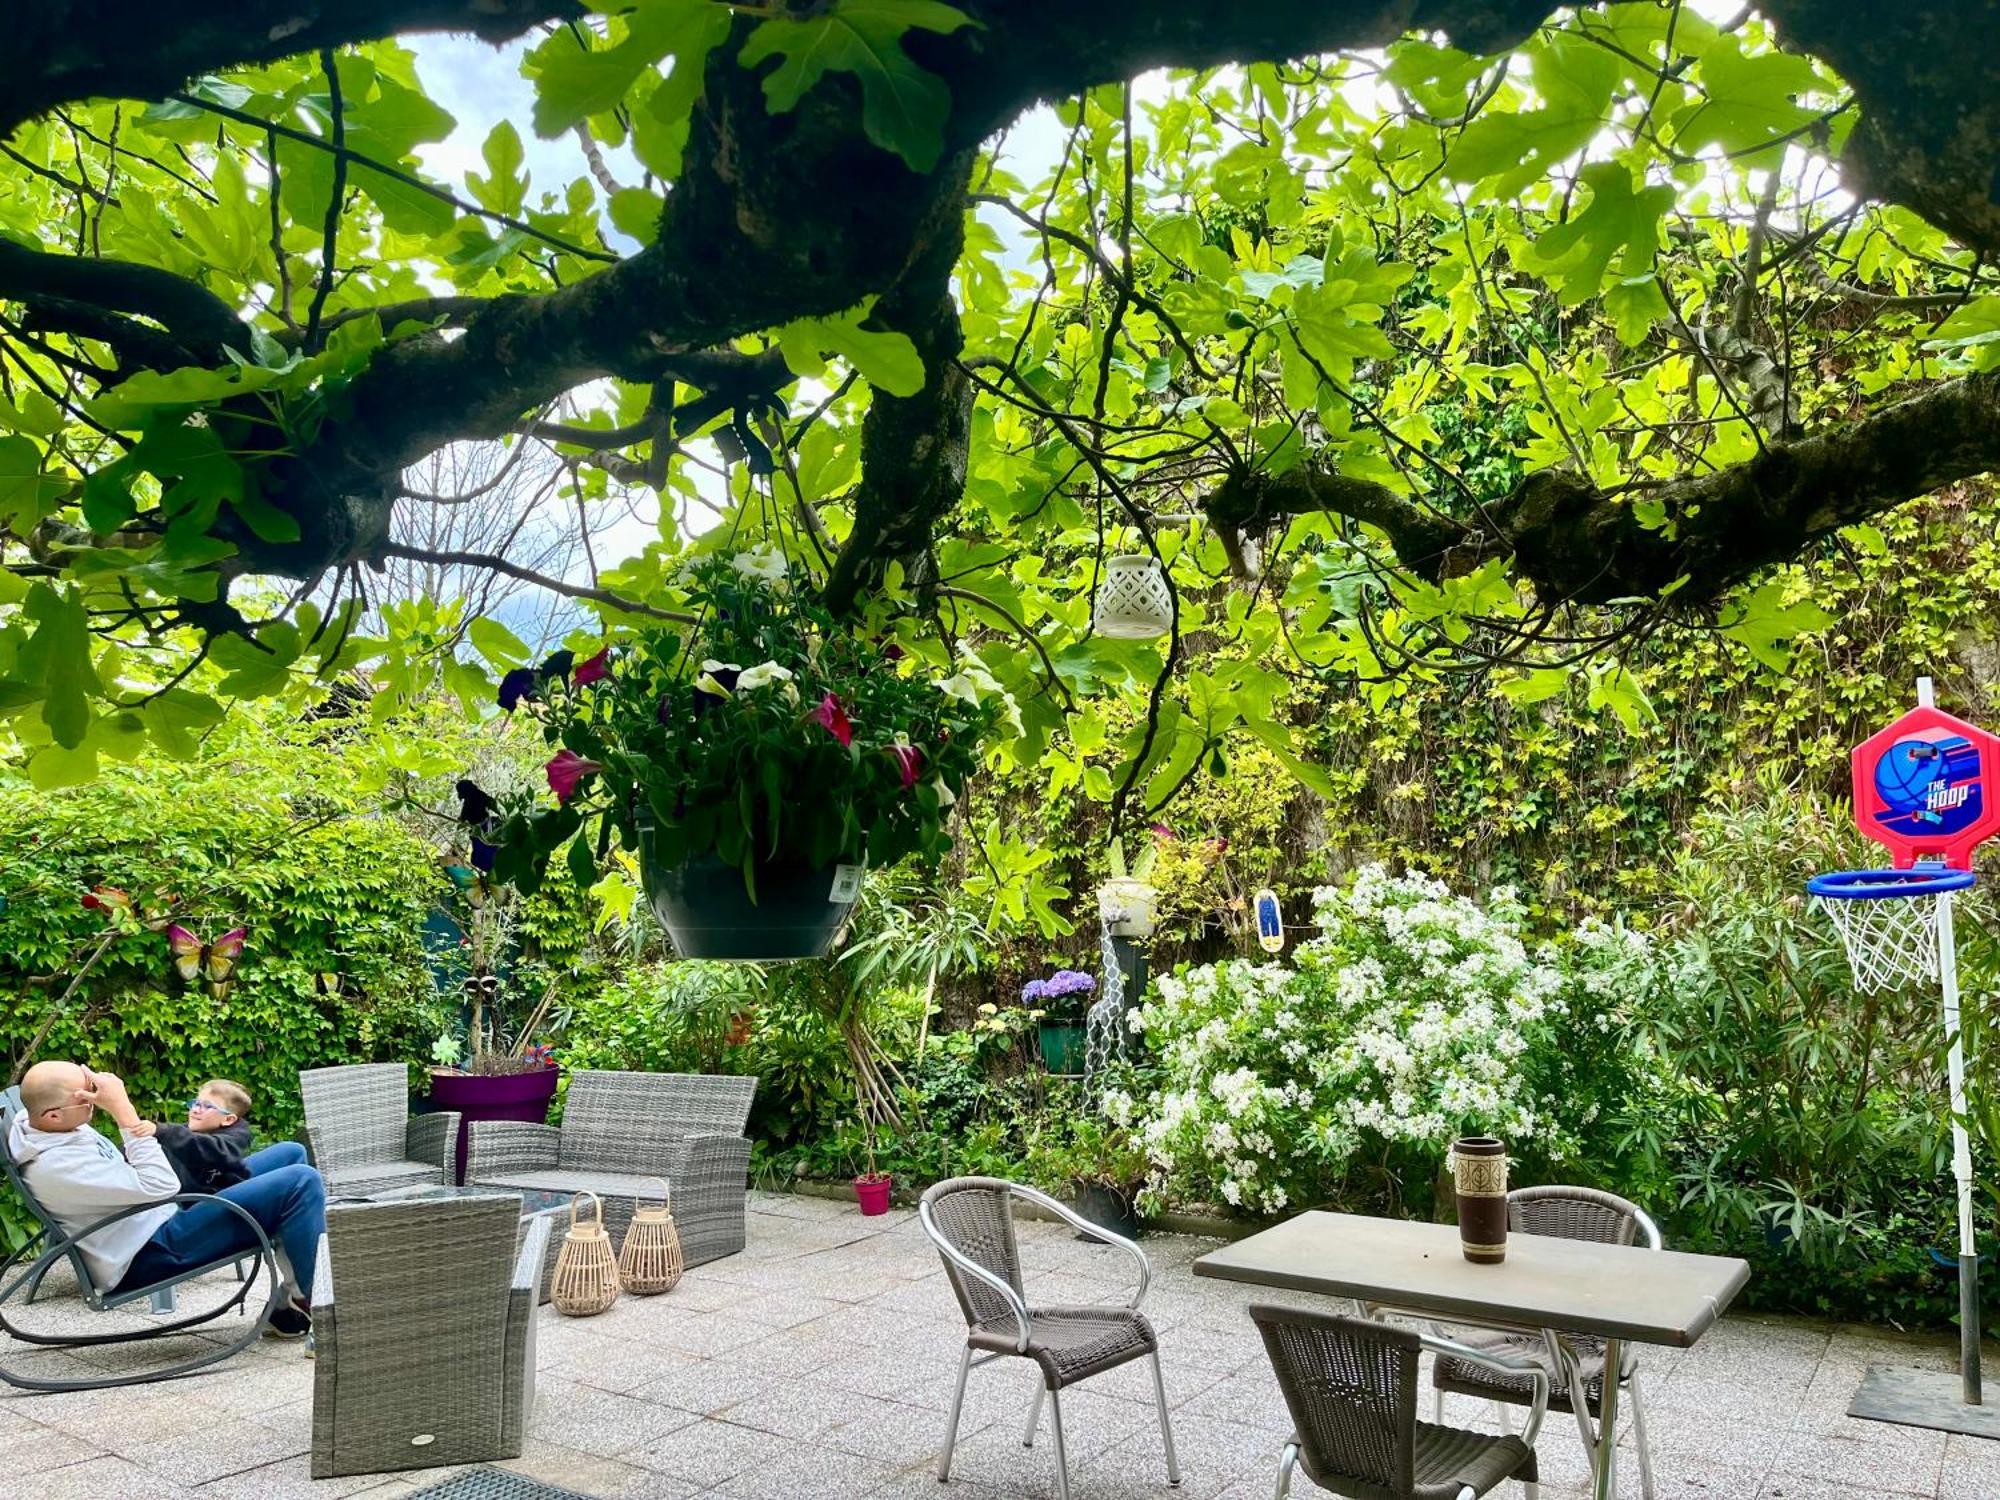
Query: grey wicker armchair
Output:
[[300, 1064, 457, 1197], [1427, 1185, 1660, 1500], [920, 1176, 1180, 1500], [465, 1069, 755, 1265], [1250, 1304, 1545, 1500], [310, 1193, 550, 1478]]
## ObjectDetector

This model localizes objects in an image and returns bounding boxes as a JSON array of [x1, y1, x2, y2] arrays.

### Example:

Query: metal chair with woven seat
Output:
[[1428, 1184, 1661, 1500], [920, 1175, 1180, 1500], [300, 1063, 458, 1197], [1250, 1303, 1546, 1500]]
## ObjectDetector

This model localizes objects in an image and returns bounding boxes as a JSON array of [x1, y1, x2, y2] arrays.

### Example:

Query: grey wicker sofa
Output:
[[311, 1194, 549, 1478], [300, 1063, 457, 1197], [464, 1070, 755, 1265]]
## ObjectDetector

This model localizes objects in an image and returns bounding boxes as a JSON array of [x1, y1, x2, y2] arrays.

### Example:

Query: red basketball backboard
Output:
[[1852, 704, 2000, 869]]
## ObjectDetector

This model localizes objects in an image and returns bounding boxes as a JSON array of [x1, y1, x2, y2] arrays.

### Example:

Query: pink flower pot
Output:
[[854, 1174, 893, 1216]]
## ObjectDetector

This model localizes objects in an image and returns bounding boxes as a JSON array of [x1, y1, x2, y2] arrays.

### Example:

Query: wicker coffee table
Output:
[[332, 1183, 570, 1304]]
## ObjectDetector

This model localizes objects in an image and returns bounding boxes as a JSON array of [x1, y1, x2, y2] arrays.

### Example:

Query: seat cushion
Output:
[[969, 1304, 1157, 1390], [1433, 1326, 1625, 1417], [472, 1168, 666, 1205], [323, 1160, 445, 1198]]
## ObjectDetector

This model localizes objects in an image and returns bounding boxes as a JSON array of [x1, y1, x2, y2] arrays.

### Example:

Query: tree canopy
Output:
[[4, 0, 1999, 831]]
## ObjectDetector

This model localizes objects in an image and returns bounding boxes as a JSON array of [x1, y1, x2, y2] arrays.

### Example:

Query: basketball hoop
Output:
[[1807, 866, 1974, 992]]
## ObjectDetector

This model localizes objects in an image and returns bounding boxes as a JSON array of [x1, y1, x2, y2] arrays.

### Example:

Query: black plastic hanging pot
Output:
[[639, 829, 861, 960]]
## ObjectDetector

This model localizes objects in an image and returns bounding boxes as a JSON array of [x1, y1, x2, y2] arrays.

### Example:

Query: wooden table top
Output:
[[1192, 1211, 1750, 1348]]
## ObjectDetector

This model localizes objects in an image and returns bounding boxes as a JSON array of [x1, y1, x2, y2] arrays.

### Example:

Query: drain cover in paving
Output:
[[403, 1468, 599, 1500]]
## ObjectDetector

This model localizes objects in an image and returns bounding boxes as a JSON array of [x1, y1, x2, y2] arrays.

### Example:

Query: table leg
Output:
[[1592, 1337, 1623, 1500]]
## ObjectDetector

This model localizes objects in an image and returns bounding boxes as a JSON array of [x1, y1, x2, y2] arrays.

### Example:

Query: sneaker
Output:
[[265, 1300, 311, 1340]]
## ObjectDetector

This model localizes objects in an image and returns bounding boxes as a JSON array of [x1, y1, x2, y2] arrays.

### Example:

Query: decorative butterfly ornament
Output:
[[166, 924, 248, 998]]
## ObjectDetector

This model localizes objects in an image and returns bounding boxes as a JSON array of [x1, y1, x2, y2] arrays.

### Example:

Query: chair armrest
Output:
[[1422, 1332, 1550, 1448], [513, 1213, 553, 1296], [465, 1120, 559, 1180], [1006, 1182, 1150, 1310], [1, 1192, 275, 1303], [405, 1111, 459, 1170], [917, 1197, 1031, 1353], [310, 1233, 333, 1315]]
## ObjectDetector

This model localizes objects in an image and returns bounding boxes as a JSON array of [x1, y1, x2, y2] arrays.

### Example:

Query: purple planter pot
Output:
[[429, 1068, 560, 1184]]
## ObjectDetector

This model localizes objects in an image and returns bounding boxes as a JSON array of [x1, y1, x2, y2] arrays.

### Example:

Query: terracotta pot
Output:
[[1452, 1135, 1508, 1265]]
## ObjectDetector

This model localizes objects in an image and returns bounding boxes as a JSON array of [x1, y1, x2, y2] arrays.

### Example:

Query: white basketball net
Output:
[[1814, 889, 1946, 992]]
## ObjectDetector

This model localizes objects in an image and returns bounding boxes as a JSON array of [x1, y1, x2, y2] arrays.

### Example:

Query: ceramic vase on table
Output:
[[1452, 1136, 1508, 1264]]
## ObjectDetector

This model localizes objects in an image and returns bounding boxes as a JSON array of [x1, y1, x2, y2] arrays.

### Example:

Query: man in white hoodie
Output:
[[9, 1061, 321, 1339]]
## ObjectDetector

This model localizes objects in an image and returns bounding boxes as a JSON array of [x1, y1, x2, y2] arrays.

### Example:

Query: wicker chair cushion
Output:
[[967, 1305, 1159, 1391], [1431, 1326, 1628, 1417], [323, 1160, 447, 1199], [475, 1168, 666, 1203]]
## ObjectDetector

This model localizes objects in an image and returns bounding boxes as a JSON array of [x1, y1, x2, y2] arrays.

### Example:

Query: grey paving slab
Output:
[[0, 1188, 1987, 1499]]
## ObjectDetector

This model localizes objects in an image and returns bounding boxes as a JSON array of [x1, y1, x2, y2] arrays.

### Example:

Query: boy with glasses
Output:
[[154, 1079, 255, 1194]]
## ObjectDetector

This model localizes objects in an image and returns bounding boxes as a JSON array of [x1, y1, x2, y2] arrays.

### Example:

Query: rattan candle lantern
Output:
[[617, 1177, 684, 1295], [550, 1190, 621, 1316], [1093, 555, 1173, 639]]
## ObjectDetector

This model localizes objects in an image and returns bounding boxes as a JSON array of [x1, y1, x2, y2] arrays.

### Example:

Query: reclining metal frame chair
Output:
[[0, 1084, 279, 1392]]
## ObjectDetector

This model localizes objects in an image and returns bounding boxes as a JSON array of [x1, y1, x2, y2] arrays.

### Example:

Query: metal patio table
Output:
[[1194, 1211, 1750, 1500]]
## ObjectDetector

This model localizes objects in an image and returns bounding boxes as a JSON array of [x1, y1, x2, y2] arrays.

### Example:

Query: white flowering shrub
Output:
[[1114, 865, 1659, 1216]]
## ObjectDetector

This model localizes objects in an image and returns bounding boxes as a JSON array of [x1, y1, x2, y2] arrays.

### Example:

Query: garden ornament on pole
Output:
[[1808, 677, 2000, 1438]]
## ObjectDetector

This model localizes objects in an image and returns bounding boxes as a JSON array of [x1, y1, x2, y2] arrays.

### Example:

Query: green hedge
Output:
[[0, 742, 448, 1151]]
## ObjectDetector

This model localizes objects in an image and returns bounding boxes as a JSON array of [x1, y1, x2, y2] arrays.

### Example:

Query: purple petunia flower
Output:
[[497, 667, 538, 712]]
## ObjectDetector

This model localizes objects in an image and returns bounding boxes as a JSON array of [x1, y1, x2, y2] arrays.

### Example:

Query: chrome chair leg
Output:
[[1629, 1372, 1658, 1500], [1149, 1351, 1182, 1485], [1022, 1376, 1046, 1448], [937, 1346, 972, 1482], [1048, 1386, 1072, 1500], [1433, 1384, 1446, 1423], [1274, 1440, 1299, 1500]]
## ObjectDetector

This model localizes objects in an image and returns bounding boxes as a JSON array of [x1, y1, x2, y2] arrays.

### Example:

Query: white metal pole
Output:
[[1938, 889, 1983, 1405]]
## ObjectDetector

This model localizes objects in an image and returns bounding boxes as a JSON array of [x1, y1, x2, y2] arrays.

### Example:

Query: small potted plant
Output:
[[477, 557, 1010, 960], [1024, 969, 1096, 1074], [853, 1112, 893, 1216], [1098, 833, 1160, 939], [1031, 1114, 1151, 1241]]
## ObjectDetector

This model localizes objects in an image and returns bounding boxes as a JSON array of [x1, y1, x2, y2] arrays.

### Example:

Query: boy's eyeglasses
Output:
[[185, 1099, 228, 1116]]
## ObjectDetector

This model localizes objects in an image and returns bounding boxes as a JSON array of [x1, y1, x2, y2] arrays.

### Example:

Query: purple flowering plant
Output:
[[1020, 968, 1097, 1021]]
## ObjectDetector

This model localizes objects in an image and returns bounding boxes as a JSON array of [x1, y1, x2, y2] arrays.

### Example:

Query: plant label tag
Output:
[[1254, 888, 1285, 953], [829, 864, 865, 903]]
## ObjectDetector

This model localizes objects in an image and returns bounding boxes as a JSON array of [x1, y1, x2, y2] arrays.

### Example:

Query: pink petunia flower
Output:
[[574, 647, 611, 686], [887, 740, 922, 789], [811, 692, 854, 747], [545, 749, 604, 803]]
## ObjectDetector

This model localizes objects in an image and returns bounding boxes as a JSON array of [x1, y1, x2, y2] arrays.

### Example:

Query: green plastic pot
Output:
[[641, 848, 860, 961], [1038, 1020, 1087, 1075]]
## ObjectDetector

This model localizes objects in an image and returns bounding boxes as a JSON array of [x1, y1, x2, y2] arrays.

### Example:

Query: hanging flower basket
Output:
[[641, 843, 862, 962], [1093, 555, 1173, 640], [1098, 878, 1159, 939]]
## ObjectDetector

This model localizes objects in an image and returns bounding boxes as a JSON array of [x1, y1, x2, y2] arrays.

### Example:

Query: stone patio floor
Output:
[[0, 1190, 1993, 1499]]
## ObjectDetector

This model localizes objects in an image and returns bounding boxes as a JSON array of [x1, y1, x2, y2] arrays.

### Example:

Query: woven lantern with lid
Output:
[[550, 1190, 621, 1316], [1093, 555, 1173, 639], [617, 1177, 684, 1295]]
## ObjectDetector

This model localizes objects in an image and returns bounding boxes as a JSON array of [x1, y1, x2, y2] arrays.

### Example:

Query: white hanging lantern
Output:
[[1093, 555, 1173, 640]]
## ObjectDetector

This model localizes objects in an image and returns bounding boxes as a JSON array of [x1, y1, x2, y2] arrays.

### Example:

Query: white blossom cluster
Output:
[[1121, 864, 1636, 1216]]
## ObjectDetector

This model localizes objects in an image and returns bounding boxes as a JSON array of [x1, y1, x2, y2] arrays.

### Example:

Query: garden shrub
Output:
[[1112, 866, 1654, 1218]]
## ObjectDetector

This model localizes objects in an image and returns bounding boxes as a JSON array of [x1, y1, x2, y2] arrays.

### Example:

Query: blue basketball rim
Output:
[[1807, 867, 1976, 899]]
